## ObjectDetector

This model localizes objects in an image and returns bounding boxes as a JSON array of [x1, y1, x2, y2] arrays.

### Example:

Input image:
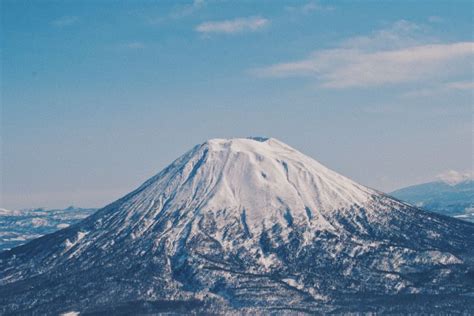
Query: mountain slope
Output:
[[0, 207, 96, 251], [1, 138, 473, 314], [391, 180, 474, 222]]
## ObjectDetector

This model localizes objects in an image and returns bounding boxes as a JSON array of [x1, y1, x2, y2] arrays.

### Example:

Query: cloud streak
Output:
[[51, 16, 79, 27], [444, 80, 474, 90], [401, 80, 474, 98], [252, 21, 473, 88], [285, 1, 334, 14], [123, 41, 145, 49], [148, 0, 205, 24], [196, 17, 269, 34]]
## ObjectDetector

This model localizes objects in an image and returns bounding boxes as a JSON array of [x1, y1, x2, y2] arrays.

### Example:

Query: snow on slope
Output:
[[114, 137, 375, 237], [0, 207, 96, 251], [1, 137, 473, 314], [0, 209, 23, 216]]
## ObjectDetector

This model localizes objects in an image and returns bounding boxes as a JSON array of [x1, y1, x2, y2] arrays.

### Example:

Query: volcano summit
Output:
[[1, 138, 473, 314]]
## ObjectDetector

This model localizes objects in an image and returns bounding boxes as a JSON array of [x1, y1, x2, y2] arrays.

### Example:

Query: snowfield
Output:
[[0, 207, 96, 251]]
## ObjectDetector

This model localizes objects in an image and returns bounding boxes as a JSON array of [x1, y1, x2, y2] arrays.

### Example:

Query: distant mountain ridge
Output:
[[0, 207, 96, 251], [390, 179, 474, 222]]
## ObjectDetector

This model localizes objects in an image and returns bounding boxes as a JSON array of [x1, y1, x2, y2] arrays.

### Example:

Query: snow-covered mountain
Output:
[[0, 207, 96, 251], [391, 180, 474, 223], [1, 138, 473, 314]]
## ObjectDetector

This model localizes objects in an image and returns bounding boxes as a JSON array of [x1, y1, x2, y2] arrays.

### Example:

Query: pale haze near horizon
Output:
[[1, 1, 472, 210]]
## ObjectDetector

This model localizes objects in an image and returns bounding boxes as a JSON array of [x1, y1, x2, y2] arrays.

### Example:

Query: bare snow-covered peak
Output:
[[118, 137, 376, 233], [198, 137, 312, 158], [202, 136, 274, 148]]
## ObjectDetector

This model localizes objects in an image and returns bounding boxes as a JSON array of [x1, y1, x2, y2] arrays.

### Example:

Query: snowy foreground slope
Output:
[[1, 138, 473, 314]]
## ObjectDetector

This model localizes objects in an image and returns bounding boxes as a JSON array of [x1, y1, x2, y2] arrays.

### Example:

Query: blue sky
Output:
[[1, 0, 473, 209]]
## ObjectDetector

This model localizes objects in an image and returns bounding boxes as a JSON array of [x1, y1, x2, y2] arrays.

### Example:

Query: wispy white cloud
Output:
[[51, 16, 79, 27], [119, 41, 146, 50], [401, 80, 474, 98], [436, 170, 473, 185], [444, 80, 474, 90], [428, 16, 444, 23], [196, 16, 269, 34], [285, 1, 334, 14], [339, 20, 429, 50], [252, 21, 473, 88], [174, 0, 205, 18], [255, 42, 473, 88], [148, 0, 205, 24]]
